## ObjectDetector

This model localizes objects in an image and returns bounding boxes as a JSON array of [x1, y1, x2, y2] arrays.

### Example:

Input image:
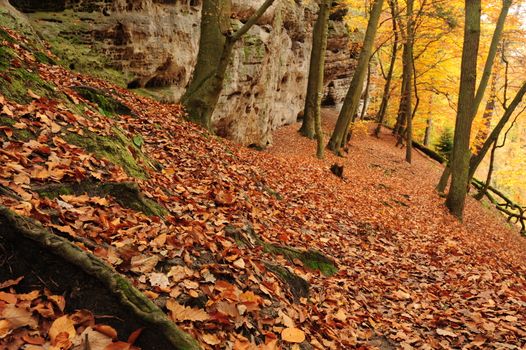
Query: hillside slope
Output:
[[0, 21, 526, 350]]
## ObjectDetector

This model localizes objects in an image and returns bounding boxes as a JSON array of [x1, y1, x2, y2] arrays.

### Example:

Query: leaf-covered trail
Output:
[[241, 109, 526, 348]]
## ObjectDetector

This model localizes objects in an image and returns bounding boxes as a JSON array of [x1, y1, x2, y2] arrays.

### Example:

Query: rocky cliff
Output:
[[7, 0, 356, 146]]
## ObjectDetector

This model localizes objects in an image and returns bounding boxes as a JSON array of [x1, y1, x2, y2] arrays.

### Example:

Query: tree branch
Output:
[[231, 0, 276, 42]]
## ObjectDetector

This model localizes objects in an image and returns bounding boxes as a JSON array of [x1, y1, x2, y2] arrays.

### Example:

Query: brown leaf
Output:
[[202, 333, 221, 345], [166, 299, 210, 322], [1, 304, 37, 329]]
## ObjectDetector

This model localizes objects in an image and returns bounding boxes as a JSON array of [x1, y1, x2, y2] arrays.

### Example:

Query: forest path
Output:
[[242, 108, 526, 347]]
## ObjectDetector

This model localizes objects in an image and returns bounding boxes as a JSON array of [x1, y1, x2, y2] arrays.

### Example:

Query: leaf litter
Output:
[[0, 26, 526, 349]]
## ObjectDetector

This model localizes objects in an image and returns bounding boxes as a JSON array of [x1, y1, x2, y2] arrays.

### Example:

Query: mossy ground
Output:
[[64, 127, 151, 179], [25, 11, 131, 87], [72, 86, 134, 118], [0, 116, 34, 141], [227, 225, 338, 277], [35, 181, 168, 218], [264, 244, 338, 276], [0, 66, 57, 104]]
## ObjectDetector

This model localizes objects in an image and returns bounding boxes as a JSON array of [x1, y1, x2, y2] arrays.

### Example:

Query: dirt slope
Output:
[[0, 22, 525, 350]]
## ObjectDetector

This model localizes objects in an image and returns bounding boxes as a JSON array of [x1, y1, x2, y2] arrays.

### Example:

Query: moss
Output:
[[72, 86, 134, 118], [0, 28, 15, 43], [0, 116, 15, 127], [264, 244, 338, 276], [264, 262, 309, 300], [242, 34, 265, 62], [24, 11, 130, 87], [100, 182, 167, 217], [226, 225, 338, 276], [35, 181, 168, 218], [0, 67, 56, 104], [0, 45, 16, 71], [33, 51, 56, 65], [260, 185, 283, 200], [64, 127, 150, 179], [0, 116, 34, 141]]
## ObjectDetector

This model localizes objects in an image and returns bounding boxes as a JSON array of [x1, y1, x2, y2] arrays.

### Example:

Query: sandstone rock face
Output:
[[9, 0, 356, 146]]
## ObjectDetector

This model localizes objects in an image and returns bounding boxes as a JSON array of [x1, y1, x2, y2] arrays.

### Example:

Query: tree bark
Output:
[[436, 0, 511, 188], [445, 0, 481, 219], [374, 0, 399, 138], [473, 71, 498, 153], [468, 81, 526, 180], [359, 62, 372, 122], [403, 0, 414, 163], [181, 0, 276, 130], [327, 0, 385, 154], [301, 0, 332, 144]]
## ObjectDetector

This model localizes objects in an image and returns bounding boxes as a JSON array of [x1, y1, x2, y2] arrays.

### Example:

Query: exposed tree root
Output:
[[34, 181, 168, 218], [263, 262, 309, 300], [226, 224, 338, 277], [0, 206, 201, 350]]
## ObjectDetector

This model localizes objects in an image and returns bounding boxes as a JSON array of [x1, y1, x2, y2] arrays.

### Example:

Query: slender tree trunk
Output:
[[423, 95, 433, 146], [403, 0, 414, 163], [445, 0, 481, 219], [474, 71, 497, 153], [424, 117, 432, 146], [474, 139, 497, 200], [359, 63, 372, 121], [327, 0, 385, 154], [468, 81, 526, 181], [436, 0, 511, 188], [301, 0, 332, 142], [374, 0, 399, 138], [181, 0, 276, 130]]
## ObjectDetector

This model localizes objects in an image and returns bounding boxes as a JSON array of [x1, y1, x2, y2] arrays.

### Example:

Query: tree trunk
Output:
[[181, 0, 230, 129], [435, 0, 511, 189], [474, 71, 497, 153], [301, 0, 332, 142], [437, 165, 451, 193], [423, 117, 432, 146], [403, 0, 414, 163], [445, 0, 481, 219], [327, 0, 385, 154], [374, 0, 399, 138], [474, 139, 497, 200], [468, 81, 526, 181], [359, 63, 372, 121], [181, 0, 276, 130]]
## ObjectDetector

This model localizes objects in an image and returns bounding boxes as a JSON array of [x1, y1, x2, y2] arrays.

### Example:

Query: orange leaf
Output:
[[93, 324, 118, 339], [281, 328, 305, 343]]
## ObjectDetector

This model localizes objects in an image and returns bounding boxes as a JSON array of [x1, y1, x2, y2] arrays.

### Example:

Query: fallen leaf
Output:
[[281, 328, 306, 343], [1, 304, 37, 329], [49, 315, 76, 343], [436, 328, 458, 337], [166, 299, 210, 322], [202, 333, 221, 345]]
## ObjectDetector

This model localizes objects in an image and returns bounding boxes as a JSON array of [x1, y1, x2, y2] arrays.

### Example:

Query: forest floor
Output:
[[1, 23, 526, 350]]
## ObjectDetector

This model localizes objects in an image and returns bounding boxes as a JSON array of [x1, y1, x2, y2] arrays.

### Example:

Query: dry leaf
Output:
[[148, 272, 171, 289], [130, 255, 159, 273], [0, 320, 12, 339], [73, 327, 112, 350], [233, 258, 246, 269], [202, 333, 221, 345], [166, 299, 210, 322], [281, 328, 305, 343], [49, 315, 76, 343], [1, 304, 37, 329], [436, 328, 458, 337]]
